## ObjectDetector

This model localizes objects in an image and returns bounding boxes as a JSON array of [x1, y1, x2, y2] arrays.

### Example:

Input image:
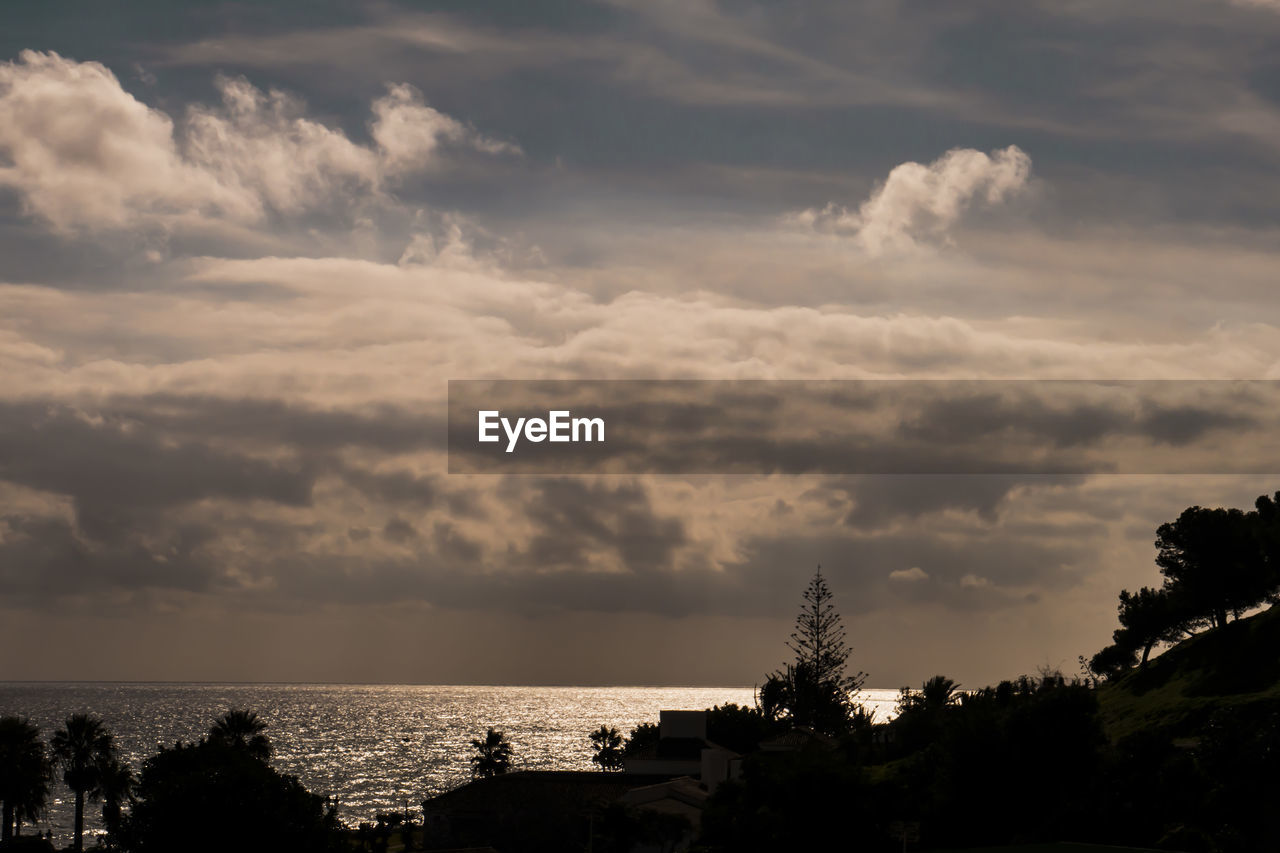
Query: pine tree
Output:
[[761, 566, 867, 734], [787, 566, 865, 692]]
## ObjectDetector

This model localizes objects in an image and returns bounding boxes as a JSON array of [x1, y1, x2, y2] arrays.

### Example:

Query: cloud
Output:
[[518, 478, 687, 575], [790, 146, 1032, 255], [0, 51, 242, 230], [0, 51, 515, 232], [889, 566, 929, 582], [831, 476, 1045, 530], [371, 82, 519, 174], [181, 74, 381, 219]]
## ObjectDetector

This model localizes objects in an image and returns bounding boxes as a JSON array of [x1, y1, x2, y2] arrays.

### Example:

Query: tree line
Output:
[[0, 709, 342, 853], [1, 713, 133, 850]]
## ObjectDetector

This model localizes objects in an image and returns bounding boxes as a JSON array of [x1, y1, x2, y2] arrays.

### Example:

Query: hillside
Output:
[[1098, 602, 1280, 740]]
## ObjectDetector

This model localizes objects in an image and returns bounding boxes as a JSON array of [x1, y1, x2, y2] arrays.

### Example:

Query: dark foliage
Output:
[[1088, 636, 1139, 681], [699, 746, 887, 852], [620, 722, 659, 758], [0, 717, 50, 844], [1118, 586, 1189, 665], [208, 709, 272, 762], [593, 802, 690, 853], [901, 675, 1106, 848], [469, 728, 514, 778], [702, 674, 1112, 851], [705, 704, 781, 754], [51, 714, 118, 853], [589, 725, 623, 771], [116, 739, 342, 853]]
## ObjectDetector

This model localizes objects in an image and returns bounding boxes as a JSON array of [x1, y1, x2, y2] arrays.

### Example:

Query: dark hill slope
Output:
[[1098, 603, 1280, 739]]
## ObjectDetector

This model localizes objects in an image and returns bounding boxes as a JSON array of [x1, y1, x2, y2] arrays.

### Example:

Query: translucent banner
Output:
[[447, 379, 1280, 475]]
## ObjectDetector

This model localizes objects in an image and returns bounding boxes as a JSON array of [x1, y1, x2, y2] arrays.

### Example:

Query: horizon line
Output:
[[0, 679, 904, 691]]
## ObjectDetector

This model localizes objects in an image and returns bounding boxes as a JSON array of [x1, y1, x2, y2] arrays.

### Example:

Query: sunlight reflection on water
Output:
[[0, 683, 900, 841]]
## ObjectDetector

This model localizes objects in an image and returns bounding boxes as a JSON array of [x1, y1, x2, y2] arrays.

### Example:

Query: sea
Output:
[[0, 682, 902, 842]]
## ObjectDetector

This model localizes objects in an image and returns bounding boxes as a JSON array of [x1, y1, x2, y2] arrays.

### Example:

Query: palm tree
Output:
[[469, 728, 513, 778], [589, 725, 624, 771], [0, 716, 51, 842], [919, 674, 960, 711], [97, 756, 135, 845], [208, 709, 272, 761], [51, 714, 117, 852]]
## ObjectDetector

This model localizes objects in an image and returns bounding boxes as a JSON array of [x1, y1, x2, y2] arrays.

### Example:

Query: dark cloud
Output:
[[517, 478, 686, 574], [1137, 402, 1257, 446], [0, 401, 315, 519], [0, 395, 451, 608], [382, 517, 419, 543], [0, 514, 219, 604], [113, 394, 443, 455], [816, 474, 1076, 530], [341, 467, 442, 507]]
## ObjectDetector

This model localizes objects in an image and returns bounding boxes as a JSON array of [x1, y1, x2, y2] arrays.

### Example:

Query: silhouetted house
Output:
[[622, 710, 741, 790], [616, 775, 709, 851], [420, 770, 673, 851]]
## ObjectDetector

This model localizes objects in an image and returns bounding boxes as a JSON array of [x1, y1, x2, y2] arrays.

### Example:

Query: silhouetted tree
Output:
[[1088, 639, 1138, 680], [1155, 506, 1269, 629], [51, 714, 117, 852], [208, 709, 272, 761], [757, 673, 789, 724], [898, 675, 961, 714], [1117, 586, 1186, 666], [706, 704, 779, 754], [589, 725, 624, 771], [1091, 494, 1280, 674], [760, 663, 859, 735], [1253, 490, 1280, 597], [0, 716, 50, 843], [760, 568, 867, 734], [117, 738, 341, 853], [622, 722, 659, 758], [469, 728, 513, 778], [97, 756, 135, 847], [787, 567, 866, 691], [892, 675, 963, 754]]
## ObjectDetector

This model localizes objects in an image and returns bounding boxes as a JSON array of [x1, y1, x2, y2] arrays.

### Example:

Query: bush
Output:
[[116, 740, 342, 853]]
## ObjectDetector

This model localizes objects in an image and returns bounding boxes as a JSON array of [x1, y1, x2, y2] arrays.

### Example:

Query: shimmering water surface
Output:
[[0, 682, 900, 841]]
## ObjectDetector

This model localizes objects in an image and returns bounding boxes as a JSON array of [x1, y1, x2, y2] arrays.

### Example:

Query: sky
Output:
[[2, 0, 1280, 688]]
